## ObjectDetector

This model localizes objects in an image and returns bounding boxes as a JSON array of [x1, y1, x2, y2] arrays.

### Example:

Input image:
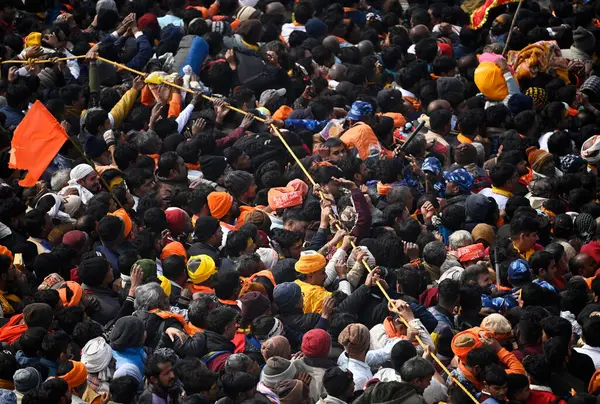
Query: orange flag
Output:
[[9, 101, 68, 187]]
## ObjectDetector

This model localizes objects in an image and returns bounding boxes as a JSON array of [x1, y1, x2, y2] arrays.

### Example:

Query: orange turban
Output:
[[108, 208, 133, 237], [160, 241, 188, 263], [268, 187, 303, 210], [58, 281, 83, 307], [287, 179, 309, 197], [207, 192, 233, 220], [295, 251, 326, 274], [451, 328, 488, 362], [60, 360, 88, 389], [457, 243, 485, 263]]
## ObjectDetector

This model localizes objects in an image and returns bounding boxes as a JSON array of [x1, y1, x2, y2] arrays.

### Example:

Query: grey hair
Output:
[[135, 130, 160, 151], [225, 353, 254, 373], [134, 283, 169, 311], [423, 241, 447, 267], [51, 169, 71, 191], [399, 357, 435, 382], [448, 230, 473, 250], [387, 186, 412, 204], [440, 259, 462, 275]]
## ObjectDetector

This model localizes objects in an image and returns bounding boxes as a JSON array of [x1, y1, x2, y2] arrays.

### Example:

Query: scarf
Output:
[[59, 183, 94, 204], [491, 186, 513, 198], [458, 362, 484, 391], [383, 316, 404, 339], [0, 314, 26, 343], [0, 379, 14, 390], [150, 309, 197, 337], [186, 283, 215, 294], [257, 381, 281, 404], [457, 134, 473, 144]]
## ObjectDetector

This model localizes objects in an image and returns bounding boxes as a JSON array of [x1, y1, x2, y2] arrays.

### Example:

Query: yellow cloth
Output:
[[340, 122, 390, 160], [295, 252, 326, 274], [474, 61, 514, 101], [294, 279, 331, 314], [158, 275, 172, 296], [187, 254, 217, 284], [25, 32, 41, 47], [507, 40, 569, 85], [109, 88, 139, 129]]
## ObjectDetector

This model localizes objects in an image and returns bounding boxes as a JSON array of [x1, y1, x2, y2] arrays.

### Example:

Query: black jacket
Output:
[[338, 285, 438, 332]]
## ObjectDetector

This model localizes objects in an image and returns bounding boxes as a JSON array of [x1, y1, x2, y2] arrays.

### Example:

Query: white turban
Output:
[[69, 164, 95, 182], [36, 193, 74, 223], [81, 336, 113, 373], [257, 247, 279, 269], [439, 266, 464, 282], [81, 336, 114, 392], [581, 135, 600, 165]]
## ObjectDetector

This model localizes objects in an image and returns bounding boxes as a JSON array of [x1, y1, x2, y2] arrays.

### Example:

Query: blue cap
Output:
[[508, 259, 531, 282]]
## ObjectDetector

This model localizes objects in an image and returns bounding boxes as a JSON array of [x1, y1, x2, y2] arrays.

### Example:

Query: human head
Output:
[[176, 357, 218, 401], [461, 264, 492, 293], [145, 351, 177, 390], [206, 306, 239, 340], [399, 357, 435, 393], [482, 364, 508, 402]]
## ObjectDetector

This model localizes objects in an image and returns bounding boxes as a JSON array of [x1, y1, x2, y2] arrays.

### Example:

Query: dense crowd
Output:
[[3, 0, 600, 403]]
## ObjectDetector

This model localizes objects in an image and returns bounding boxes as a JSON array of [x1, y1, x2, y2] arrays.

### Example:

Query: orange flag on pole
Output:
[[8, 101, 68, 187]]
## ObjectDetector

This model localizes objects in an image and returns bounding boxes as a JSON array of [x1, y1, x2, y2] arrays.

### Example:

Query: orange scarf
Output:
[[377, 182, 394, 196], [0, 314, 26, 344], [383, 316, 404, 339], [403, 96, 422, 112], [187, 163, 200, 170], [457, 134, 473, 144], [185, 283, 215, 295], [458, 362, 484, 391], [218, 298, 239, 307], [0, 379, 14, 390], [150, 309, 198, 337], [146, 154, 160, 166], [186, 322, 204, 335], [519, 167, 533, 186]]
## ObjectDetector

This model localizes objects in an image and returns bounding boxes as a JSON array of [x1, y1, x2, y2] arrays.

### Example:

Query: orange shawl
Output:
[[0, 314, 26, 344], [150, 309, 198, 337]]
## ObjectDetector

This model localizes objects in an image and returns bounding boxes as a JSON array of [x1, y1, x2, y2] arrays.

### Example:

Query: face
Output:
[[477, 272, 492, 292], [224, 320, 238, 340], [284, 220, 309, 235], [519, 232, 538, 251], [542, 260, 557, 281], [512, 385, 531, 403], [155, 361, 177, 389], [246, 182, 258, 199], [210, 227, 224, 246], [445, 181, 460, 197], [413, 376, 433, 393], [138, 177, 156, 195], [81, 172, 100, 193], [487, 383, 508, 401], [288, 242, 303, 259], [308, 267, 327, 286], [579, 254, 597, 277], [539, 159, 556, 176], [173, 157, 188, 181], [328, 145, 346, 162], [516, 160, 529, 177]]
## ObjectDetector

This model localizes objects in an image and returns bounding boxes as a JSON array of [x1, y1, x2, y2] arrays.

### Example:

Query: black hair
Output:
[[40, 330, 70, 361], [465, 346, 498, 367], [489, 163, 516, 188], [522, 354, 550, 385], [162, 255, 186, 282], [582, 316, 600, 347], [483, 364, 507, 386], [177, 357, 217, 395], [206, 306, 239, 334], [109, 376, 140, 403], [144, 351, 174, 379], [214, 269, 241, 300]]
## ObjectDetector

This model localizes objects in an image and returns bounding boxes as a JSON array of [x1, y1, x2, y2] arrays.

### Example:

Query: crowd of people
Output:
[[3, 0, 600, 403]]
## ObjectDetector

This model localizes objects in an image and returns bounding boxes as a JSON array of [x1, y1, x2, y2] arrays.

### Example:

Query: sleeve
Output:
[[127, 33, 153, 71], [215, 127, 245, 148], [207, 3, 219, 18], [62, 50, 80, 80], [108, 88, 139, 129], [409, 318, 434, 348], [336, 279, 352, 296], [365, 338, 397, 368], [347, 260, 366, 289], [175, 103, 195, 134], [308, 227, 329, 251], [502, 72, 520, 102], [408, 302, 438, 334], [338, 284, 370, 314], [350, 188, 372, 241], [283, 119, 327, 131], [324, 248, 347, 287], [497, 347, 526, 375]]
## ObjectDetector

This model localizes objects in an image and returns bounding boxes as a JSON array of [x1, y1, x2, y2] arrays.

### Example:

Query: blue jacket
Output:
[[0, 105, 24, 128], [113, 347, 147, 375]]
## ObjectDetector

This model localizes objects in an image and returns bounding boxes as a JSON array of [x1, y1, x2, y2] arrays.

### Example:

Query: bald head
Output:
[[570, 252, 597, 278], [323, 36, 340, 55], [427, 99, 452, 114], [457, 54, 478, 71], [409, 25, 430, 44], [329, 64, 347, 81], [357, 40, 374, 57], [266, 2, 285, 15]]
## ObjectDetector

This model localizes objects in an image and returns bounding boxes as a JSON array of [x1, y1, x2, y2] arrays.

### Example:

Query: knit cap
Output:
[[13, 368, 41, 392], [260, 356, 296, 388], [301, 329, 331, 358], [338, 324, 370, 356]]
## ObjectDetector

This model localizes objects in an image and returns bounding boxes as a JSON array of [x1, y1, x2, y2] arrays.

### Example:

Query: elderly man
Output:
[[58, 164, 101, 204]]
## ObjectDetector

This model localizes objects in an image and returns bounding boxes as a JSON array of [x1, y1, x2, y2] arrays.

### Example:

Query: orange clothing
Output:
[[185, 282, 215, 295], [340, 122, 392, 160], [168, 92, 182, 118]]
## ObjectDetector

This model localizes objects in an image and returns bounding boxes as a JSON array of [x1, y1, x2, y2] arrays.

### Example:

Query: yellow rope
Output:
[[0, 55, 86, 64], [16, 55, 478, 402]]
